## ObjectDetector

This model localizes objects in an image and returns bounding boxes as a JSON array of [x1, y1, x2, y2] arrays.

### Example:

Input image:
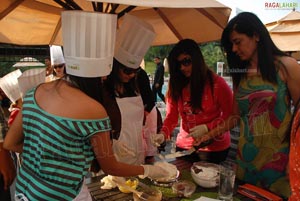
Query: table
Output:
[[86, 158, 249, 201]]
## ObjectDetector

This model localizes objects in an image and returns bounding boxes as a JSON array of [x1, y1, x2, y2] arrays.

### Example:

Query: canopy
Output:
[[265, 10, 300, 51], [0, 0, 231, 46], [13, 57, 45, 67]]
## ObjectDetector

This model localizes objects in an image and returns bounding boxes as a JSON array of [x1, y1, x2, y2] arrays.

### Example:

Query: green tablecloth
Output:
[[140, 169, 241, 201]]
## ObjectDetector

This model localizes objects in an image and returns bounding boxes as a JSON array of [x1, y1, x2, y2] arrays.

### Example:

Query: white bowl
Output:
[[190, 162, 220, 188]]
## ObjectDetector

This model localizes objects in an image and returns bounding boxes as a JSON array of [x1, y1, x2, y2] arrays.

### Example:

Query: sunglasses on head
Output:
[[177, 57, 192, 67], [53, 64, 65, 69], [121, 66, 141, 75]]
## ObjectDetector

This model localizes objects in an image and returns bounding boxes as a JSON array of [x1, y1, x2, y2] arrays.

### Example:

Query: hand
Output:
[[186, 124, 208, 139], [193, 134, 211, 147], [140, 164, 169, 180], [113, 140, 136, 159], [155, 83, 159, 88], [150, 134, 165, 147]]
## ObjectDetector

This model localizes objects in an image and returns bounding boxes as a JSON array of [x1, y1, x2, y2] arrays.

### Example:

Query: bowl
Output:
[[172, 180, 196, 198], [190, 162, 220, 188], [152, 161, 180, 187], [118, 178, 139, 193]]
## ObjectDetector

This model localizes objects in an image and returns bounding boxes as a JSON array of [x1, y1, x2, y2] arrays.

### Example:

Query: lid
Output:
[[18, 68, 46, 98], [50, 45, 65, 65], [0, 69, 22, 103], [61, 11, 117, 77], [114, 13, 156, 69]]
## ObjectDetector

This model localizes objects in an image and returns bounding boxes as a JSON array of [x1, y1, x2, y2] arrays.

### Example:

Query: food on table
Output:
[[153, 161, 178, 182], [118, 178, 139, 193], [172, 180, 196, 197], [191, 162, 220, 188], [133, 188, 162, 201], [100, 175, 118, 189]]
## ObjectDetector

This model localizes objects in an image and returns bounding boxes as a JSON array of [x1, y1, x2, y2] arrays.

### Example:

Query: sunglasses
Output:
[[120, 66, 141, 75], [53, 64, 65, 69], [177, 58, 192, 67]]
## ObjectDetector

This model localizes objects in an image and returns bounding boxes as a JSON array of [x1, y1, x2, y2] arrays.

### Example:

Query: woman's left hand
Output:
[[187, 124, 208, 138]]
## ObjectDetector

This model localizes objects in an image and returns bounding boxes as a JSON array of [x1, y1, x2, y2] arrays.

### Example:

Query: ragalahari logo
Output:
[[265, 1, 299, 9]]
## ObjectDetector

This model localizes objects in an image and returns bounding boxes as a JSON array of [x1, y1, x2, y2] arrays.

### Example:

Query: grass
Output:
[[144, 61, 156, 75]]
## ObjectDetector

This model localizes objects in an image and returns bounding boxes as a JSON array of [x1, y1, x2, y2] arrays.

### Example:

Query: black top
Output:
[[138, 69, 155, 113], [153, 62, 165, 86]]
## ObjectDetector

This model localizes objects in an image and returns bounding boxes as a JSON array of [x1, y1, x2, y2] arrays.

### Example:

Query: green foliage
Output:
[[144, 61, 156, 75], [199, 42, 226, 72], [144, 45, 174, 61]]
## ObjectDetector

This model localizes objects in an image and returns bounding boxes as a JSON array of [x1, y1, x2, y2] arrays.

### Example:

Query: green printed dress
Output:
[[235, 73, 291, 198]]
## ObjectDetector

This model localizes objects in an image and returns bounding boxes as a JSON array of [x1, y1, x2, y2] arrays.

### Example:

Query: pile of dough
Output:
[[154, 161, 178, 182], [101, 175, 118, 189]]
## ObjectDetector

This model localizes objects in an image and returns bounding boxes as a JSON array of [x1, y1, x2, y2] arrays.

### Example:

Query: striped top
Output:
[[15, 88, 111, 201]]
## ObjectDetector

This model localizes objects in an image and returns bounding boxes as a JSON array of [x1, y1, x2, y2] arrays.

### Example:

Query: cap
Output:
[[50, 45, 65, 65], [61, 11, 117, 77], [114, 13, 156, 69], [0, 69, 22, 103], [18, 68, 46, 98]]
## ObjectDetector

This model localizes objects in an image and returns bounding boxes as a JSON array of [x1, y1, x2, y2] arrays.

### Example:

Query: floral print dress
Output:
[[236, 73, 291, 198], [289, 107, 300, 201]]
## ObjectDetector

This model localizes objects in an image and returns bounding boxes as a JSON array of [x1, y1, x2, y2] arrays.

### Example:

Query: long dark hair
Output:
[[167, 39, 214, 111], [221, 12, 287, 88], [66, 75, 104, 104]]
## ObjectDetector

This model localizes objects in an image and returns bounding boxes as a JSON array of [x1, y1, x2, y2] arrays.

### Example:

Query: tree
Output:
[[200, 42, 226, 72]]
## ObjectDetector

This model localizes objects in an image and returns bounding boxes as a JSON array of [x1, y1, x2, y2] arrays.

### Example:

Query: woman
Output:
[[289, 99, 300, 201], [103, 58, 147, 165], [3, 74, 169, 201], [102, 13, 157, 165], [52, 63, 66, 79], [194, 12, 300, 198], [153, 39, 233, 164], [3, 10, 168, 201]]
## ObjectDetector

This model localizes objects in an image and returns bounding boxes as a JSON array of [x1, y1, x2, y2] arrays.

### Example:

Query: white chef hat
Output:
[[61, 11, 117, 78], [114, 13, 156, 69], [0, 69, 22, 103], [50, 45, 65, 65], [18, 68, 46, 98]]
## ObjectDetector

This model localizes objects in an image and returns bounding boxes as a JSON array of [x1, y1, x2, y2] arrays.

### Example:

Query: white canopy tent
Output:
[[265, 10, 300, 52]]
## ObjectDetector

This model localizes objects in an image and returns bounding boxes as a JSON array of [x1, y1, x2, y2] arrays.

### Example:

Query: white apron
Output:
[[143, 107, 158, 156], [113, 96, 145, 165]]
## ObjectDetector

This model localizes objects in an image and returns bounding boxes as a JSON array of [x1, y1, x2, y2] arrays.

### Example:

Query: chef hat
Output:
[[0, 69, 22, 103], [50, 45, 65, 65], [18, 68, 46, 98], [114, 13, 156, 69], [61, 11, 117, 77]]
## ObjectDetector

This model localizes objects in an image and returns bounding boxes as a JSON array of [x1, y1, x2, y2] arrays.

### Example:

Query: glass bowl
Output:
[[190, 162, 220, 188], [118, 177, 139, 193], [172, 180, 196, 198], [132, 187, 162, 201]]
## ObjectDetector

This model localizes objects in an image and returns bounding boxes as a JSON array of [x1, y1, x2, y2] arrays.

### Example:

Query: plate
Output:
[[152, 170, 180, 187]]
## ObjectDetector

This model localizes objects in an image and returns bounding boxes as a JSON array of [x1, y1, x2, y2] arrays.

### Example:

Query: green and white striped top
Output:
[[16, 88, 111, 201]]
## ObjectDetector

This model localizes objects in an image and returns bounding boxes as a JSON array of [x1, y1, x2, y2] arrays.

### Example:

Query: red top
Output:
[[8, 107, 21, 127], [289, 108, 300, 201], [161, 74, 232, 152]]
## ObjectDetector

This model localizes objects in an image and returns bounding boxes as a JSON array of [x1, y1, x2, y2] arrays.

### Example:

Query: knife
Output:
[[163, 139, 213, 159]]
